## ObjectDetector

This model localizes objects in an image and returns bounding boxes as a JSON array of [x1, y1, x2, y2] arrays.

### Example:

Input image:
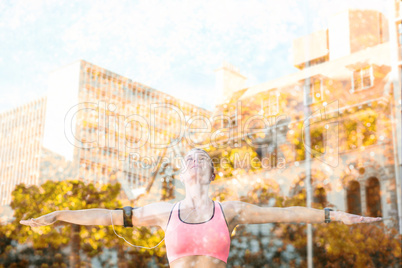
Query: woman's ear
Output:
[[211, 173, 216, 181]]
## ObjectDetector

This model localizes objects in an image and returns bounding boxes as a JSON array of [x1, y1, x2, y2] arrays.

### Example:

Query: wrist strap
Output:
[[324, 208, 333, 223], [115, 206, 134, 227]]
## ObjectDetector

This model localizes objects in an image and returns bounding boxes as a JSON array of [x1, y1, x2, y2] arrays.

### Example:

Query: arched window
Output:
[[313, 187, 327, 208], [347, 180, 361, 215], [161, 175, 174, 201], [366, 177, 382, 217]]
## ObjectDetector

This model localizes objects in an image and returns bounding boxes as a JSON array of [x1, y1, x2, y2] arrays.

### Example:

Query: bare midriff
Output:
[[169, 255, 226, 268]]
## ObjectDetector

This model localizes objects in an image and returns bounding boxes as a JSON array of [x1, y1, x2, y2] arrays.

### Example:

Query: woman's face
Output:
[[180, 149, 215, 185]]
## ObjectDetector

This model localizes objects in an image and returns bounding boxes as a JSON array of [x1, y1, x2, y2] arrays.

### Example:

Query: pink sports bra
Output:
[[165, 201, 231, 264]]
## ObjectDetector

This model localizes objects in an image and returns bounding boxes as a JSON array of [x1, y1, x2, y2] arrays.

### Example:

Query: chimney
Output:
[[215, 61, 247, 103]]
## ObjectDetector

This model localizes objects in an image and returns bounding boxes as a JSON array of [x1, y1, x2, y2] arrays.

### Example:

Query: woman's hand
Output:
[[20, 212, 59, 227], [334, 211, 382, 225]]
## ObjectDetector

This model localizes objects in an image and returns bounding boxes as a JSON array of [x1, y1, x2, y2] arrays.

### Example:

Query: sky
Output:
[[0, 0, 389, 112]]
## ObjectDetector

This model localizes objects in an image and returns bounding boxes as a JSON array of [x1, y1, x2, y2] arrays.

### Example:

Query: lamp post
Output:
[[387, 0, 402, 234], [302, 1, 314, 267]]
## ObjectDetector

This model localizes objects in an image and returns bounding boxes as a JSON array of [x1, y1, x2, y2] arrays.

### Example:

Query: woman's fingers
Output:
[[343, 214, 382, 224], [20, 218, 36, 227], [20, 212, 58, 227], [355, 215, 382, 223], [20, 217, 47, 227], [19, 219, 30, 226], [365, 216, 382, 222]]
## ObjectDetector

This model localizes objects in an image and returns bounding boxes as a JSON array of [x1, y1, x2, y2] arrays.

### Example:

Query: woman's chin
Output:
[[184, 174, 209, 184]]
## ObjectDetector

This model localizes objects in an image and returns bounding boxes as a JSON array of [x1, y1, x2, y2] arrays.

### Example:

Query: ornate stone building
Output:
[[208, 9, 401, 232]]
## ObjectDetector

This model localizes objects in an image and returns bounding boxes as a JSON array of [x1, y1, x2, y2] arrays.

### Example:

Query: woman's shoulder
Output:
[[217, 201, 244, 222], [219, 200, 243, 210], [133, 202, 177, 220], [140, 201, 177, 215]]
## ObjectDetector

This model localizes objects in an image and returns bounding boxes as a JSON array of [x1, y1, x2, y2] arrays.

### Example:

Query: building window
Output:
[[366, 177, 382, 217], [220, 115, 230, 128], [161, 176, 174, 200], [303, 78, 323, 105], [310, 126, 325, 157], [313, 187, 327, 208], [262, 91, 279, 116], [229, 113, 237, 127], [344, 120, 358, 150], [310, 79, 323, 103], [352, 65, 373, 91], [347, 180, 362, 215], [361, 115, 377, 146]]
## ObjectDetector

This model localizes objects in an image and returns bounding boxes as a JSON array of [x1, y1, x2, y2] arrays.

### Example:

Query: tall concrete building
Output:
[[38, 147, 76, 185], [0, 97, 47, 207], [43, 60, 211, 205], [0, 60, 211, 222], [0, 98, 47, 224]]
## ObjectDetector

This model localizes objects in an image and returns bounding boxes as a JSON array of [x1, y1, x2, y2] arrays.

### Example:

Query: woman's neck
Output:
[[182, 184, 212, 209]]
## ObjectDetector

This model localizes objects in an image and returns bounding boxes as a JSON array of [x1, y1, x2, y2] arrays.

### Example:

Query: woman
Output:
[[21, 148, 382, 267]]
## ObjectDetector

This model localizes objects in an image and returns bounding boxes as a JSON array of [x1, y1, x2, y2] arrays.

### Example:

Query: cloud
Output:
[[61, 0, 305, 105], [0, 0, 389, 111]]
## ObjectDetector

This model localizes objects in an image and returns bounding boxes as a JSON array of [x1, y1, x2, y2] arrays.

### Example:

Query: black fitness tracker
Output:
[[324, 207, 333, 223], [115, 206, 134, 227]]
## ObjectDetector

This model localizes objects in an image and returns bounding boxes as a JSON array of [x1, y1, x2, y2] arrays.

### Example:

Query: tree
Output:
[[278, 190, 401, 268], [3, 180, 168, 267], [4, 180, 122, 267], [215, 178, 401, 267]]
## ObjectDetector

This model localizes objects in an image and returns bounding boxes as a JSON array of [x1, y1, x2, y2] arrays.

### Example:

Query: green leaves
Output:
[[2, 179, 167, 266]]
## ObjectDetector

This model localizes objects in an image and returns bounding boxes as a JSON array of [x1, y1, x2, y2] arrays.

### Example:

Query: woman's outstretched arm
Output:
[[226, 201, 382, 225], [20, 202, 174, 228], [20, 209, 124, 227]]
